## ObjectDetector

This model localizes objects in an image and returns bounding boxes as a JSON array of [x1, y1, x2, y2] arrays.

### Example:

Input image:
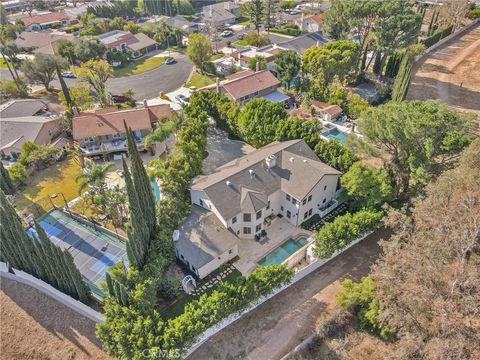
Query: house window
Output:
[[322, 198, 326, 203], [281, 206, 284, 211], [286, 194, 291, 201], [302, 199, 307, 205], [308, 195, 312, 202], [309, 209, 313, 216], [266, 200, 270, 210], [304, 211, 308, 219], [255, 224, 261, 232], [324, 185, 327, 190], [256, 210, 262, 220], [286, 210, 291, 219], [292, 198, 297, 205], [243, 213, 251, 222], [232, 216, 237, 224], [243, 227, 251, 234], [199, 199, 204, 207], [229, 249, 233, 254]]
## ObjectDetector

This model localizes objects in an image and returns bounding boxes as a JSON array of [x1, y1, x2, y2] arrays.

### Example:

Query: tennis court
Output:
[[27, 210, 127, 297]]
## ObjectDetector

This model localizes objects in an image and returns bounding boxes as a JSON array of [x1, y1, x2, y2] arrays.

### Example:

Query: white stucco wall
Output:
[[198, 243, 238, 279]]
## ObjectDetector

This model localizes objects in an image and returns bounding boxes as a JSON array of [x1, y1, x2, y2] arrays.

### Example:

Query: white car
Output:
[[189, 86, 197, 92], [221, 30, 233, 37]]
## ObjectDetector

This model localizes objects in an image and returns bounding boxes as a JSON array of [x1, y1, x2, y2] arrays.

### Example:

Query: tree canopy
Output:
[[275, 50, 301, 90], [186, 33, 212, 74], [20, 54, 68, 91]]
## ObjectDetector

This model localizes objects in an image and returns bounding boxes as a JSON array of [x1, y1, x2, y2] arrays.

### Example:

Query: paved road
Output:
[[0, 53, 193, 100], [188, 231, 386, 360]]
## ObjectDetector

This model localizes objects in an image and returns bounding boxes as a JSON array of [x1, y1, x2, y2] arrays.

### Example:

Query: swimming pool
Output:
[[323, 128, 348, 144], [151, 180, 161, 202], [258, 237, 309, 266]]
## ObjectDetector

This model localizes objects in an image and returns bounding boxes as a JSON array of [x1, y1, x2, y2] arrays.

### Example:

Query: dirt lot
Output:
[[0, 277, 111, 360], [407, 23, 480, 116], [188, 230, 385, 360]]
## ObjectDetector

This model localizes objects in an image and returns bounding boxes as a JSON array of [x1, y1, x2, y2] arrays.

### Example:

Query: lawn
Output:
[[159, 266, 243, 320], [185, 72, 216, 88], [14, 157, 84, 213], [113, 56, 166, 77], [209, 53, 224, 61], [232, 38, 248, 47], [0, 57, 7, 68]]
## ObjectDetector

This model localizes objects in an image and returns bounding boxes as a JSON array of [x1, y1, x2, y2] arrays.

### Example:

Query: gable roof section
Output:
[[0, 116, 58, 150], [126, 32, 157, 51], [15, 31, 76, 54], [21, 12, 70, 27], [72, 104, 172, 140], [0, 99, 49, 118], [222, 70, 280, 100], [278, 32, 330, 55], [192, 140, 341, 220]]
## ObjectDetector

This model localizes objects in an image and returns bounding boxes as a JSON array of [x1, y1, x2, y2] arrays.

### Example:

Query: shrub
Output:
[[8, 163, 28, 185], [313, 209, 383, 258], [0, 79, 28, 100], [244, 32, 270, 47], [63, 23, 83, 33], [466, 7, 480, 19], [159, 277, 178, 301]]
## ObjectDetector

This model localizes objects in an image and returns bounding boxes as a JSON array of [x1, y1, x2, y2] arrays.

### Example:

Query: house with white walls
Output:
[[174, 140, 342, 278]]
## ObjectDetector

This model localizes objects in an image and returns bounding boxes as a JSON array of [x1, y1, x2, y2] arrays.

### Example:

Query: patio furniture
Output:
[[261, 229, 267, 237], [255, 234, 260, 242]]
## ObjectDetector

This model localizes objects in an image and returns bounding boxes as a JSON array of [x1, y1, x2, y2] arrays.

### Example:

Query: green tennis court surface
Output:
[[28, 210, 127, 298]]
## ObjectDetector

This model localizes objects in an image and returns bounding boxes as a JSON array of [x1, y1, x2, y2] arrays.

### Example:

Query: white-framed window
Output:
[[243, 227, 251, 234], [286, 194, 291, 201], [243, 213, 251, 222], [232, 216, 237, 224], [286, 210, 291, 219], [256, 210, 262, 220], [308, 195, 312, 202], [255, 224, 261, 232]]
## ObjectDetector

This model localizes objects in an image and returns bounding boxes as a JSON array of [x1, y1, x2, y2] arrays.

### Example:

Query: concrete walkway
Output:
[[188, 230, 385, 360]]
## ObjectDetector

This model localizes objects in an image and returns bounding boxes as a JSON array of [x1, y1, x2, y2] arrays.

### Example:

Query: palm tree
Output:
[[153, 20, 173, 47], [75, 161, 115, 198], [170, 27, 184, 47]]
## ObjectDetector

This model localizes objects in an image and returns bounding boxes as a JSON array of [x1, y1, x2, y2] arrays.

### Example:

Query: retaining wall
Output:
[[0, 262, 104, 323]]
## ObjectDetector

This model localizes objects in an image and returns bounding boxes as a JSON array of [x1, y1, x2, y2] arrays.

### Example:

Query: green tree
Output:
[[0, 41, 21, 77], [56, 39, 76, 64], [279, 0, 296, 10], [59, 83, 94, 111], [0, 161, 15, 195], [237, 98, 287, 148], [246, 0, 264, 33], [20, 54, 68, 91], [56, 64, 72, 107], [74, 37, 107, 63], [72, 59, 112, 107], [391, 44, 424, 101], [6, 163, 27, 185], [275, 50, 301, 90], [186, 33, 212, 74], [342, 162, 394, 210], [358, 100, 471, 193], [247, 55, 267, 71], [244, 32, 270, 47], [75, 161, 115, 197], [314, 140, 359, 173], [144, 120, 175, 149], [303, 40, 360, 90]]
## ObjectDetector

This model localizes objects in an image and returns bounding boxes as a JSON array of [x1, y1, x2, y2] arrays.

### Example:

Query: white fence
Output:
[[182, 231, 373, 358], [0, 262, 104, 323]]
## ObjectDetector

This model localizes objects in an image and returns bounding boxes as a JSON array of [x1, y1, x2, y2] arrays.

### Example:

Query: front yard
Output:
[[14, 156, 83, 213], [185, 72, 216, 88], [113, 56, 166, 77]]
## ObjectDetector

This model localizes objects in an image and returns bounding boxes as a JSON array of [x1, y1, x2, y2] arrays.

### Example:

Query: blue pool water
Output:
[[258, 237, 309, 266], [323, 128, 348, 144], [151, 180, 161, 202]]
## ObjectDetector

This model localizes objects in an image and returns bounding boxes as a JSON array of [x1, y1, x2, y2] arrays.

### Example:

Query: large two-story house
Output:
[[175, 139, 341, 279]]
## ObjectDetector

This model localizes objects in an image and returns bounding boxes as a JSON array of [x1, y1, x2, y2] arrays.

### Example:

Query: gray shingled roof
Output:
[[0, 99, 49, 118], [175, 205, 239, 269], [192, 140, 341, 221], [278, 32, 331, 55]]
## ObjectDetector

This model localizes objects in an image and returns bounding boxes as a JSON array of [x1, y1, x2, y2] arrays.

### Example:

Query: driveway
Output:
[[0, 53, 193, 100], [187, 230, 385, 360]]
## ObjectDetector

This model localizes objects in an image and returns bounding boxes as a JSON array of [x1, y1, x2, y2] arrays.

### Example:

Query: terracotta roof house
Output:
[[205, 70, 289, 105], [21, 12, 72, 32], [0, 99, 63, 160], [294, 13, 323, 33], [72, 103, 172, 159], [97, 30, 157, 59], [175, 139, 342, 278], [15, 31, 77, 55], [310, 100, 344, 122]]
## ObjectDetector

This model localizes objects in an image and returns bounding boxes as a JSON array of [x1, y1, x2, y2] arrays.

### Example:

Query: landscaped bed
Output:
[[113, 56, 166, 77]]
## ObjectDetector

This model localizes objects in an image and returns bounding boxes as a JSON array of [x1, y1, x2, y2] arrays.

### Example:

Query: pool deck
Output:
[[233, 217, 312, 276]]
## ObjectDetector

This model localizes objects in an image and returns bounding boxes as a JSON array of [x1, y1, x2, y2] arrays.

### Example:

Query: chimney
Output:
[[255, 61, 260, 72], [216, 77, 220, 93], [143, 99, 148, 108]]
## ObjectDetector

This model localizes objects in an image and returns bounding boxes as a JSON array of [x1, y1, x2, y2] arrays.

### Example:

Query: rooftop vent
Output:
[[248, 169, 255, 177], [226, 180, 232, 187], [265, 154, 277, 169], [289, 157, 295, 162], [303, 159, 308, 163]]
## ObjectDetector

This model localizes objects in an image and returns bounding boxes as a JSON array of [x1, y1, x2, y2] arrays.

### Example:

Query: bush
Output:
[[0, 79, 28, 100], [159, 277, 178, 301], [466, 7, 480, 19], [271, 24, 302, 37], [18, 142, 61, 170], [8, 163, 28, 185], [244, 32, 270, 47], [63, 24, 83, 33], [313, 209, 383, 258]]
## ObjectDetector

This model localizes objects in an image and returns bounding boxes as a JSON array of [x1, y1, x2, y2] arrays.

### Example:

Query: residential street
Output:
[[0, 53, 193, 100], [188, 231, 386, 360]]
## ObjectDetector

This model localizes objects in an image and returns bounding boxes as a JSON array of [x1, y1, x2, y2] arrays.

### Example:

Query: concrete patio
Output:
[[233, 217, 312, 276]]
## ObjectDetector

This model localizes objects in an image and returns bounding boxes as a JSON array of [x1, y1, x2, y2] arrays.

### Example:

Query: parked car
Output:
[[221, 30, 233, 37], [61, 71, 76, 78], [165, 57, 176, 65], [111, 95, 132, 104], [290, 10, 301, 15], [189, 86, 197, 92], [175, 94, 189, 104]]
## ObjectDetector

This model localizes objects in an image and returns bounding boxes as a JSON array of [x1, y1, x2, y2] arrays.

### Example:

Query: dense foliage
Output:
[[186, 33, 212, 74], [275, 50, 301, 90], [0, 162, 15, 195], [313, 209, 383, 258], [18, 141, 61, 170], [72, 59, 112, 107], [20, 54, 68, 91], [0, 191, 89, 302]]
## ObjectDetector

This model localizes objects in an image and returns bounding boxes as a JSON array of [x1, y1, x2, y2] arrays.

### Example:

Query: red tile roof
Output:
[[304, 14, 323, 24], [72, 104, 173, 140], [223, 70, 280, 100], [21, 12, 70, 27]]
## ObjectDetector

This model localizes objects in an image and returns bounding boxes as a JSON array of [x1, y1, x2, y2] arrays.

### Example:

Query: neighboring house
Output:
[[2, 0, 23, 12], [14, 31, 77, 56], [277, 31, 330, 55], [293, 13, 323, 33], [72, 103, 172, 160], [97, 30, 157, 59], [230, 45, 283, 73], [202, 1, 240, 27], [21, 12, 72, 32], [310, 101, 344, 122], [204, 70, 289, 105], [162, 15, 202, 33], [175, 139, 342, 278], [0, 99, 63, 160]]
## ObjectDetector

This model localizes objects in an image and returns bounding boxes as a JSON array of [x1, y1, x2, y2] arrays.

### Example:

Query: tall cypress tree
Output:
[[56, 64, 72, 107], [0, 162, 15, 195], [124, 123, 156, 233]]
